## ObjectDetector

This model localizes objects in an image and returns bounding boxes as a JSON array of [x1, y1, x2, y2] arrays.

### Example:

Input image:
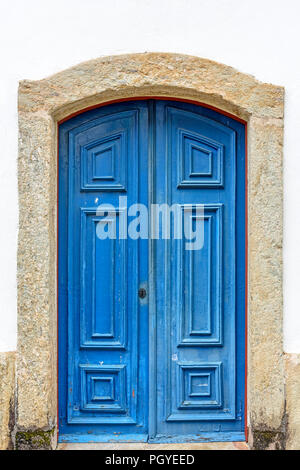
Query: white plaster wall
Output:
[[0, 0, 299, 352]]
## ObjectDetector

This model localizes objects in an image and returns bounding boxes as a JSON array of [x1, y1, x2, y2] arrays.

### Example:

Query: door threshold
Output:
[[58, 432, 246, 445], [58, 433, 148, 443], [148, 432, 246, 443], [58, 441, 248, 450]]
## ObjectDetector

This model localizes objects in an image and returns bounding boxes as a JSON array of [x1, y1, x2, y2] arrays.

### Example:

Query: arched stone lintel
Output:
[[18, 53, 283, 121]]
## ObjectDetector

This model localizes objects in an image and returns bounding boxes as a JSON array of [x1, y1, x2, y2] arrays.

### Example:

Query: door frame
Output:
[[16, 53, 284, 449], [58, 97, 246, 443]]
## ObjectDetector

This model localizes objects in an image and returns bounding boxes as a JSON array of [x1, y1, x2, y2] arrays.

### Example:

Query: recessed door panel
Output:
[[178, 204, 223, 346], [80, 208, 127, 349]]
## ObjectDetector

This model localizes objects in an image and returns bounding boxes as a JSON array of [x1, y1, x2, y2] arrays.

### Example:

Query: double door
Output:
[[58, 99, 246, 442]]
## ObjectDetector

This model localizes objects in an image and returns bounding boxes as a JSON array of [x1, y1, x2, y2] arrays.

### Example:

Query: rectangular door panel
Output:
[[80, 208, 127, 349], [178, 204, 223, 346]]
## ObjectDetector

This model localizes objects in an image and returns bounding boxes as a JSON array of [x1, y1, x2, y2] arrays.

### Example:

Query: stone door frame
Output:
[[17, 53, 284, 449]]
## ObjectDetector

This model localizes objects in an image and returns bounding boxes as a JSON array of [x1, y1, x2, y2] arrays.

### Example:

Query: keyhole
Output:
[[138, 287, 147, 299]]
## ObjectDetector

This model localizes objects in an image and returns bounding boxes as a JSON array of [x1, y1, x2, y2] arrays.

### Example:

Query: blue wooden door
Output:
[[59, 100, 245, 442], [59, 101, 150, 442], [151, 101, 245, 442]]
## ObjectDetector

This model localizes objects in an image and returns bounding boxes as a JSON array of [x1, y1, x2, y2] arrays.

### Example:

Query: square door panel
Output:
[[79, 364, 126, 413], [166, 362, 236, 422], [81, 133, 126, 191], [75, 110, 139, 193], [178, 130, 224, 188], [177, 363, 222, 410]]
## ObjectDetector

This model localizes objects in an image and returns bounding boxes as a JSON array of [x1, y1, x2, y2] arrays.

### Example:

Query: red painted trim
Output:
[[57, 96, 248, 441], [244, 123, 248, 442], [58, 96, 247, 125], [56, 123, 60, 443]]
